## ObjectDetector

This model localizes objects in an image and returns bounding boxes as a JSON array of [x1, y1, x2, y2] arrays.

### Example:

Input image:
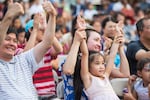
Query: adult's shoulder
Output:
[[127, 40, 140, 47], [126, 40, 141, 56]]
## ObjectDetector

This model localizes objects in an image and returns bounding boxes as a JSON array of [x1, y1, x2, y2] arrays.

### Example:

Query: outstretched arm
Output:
[[33, 1, 56, 63], [0, 2, 24, 44]]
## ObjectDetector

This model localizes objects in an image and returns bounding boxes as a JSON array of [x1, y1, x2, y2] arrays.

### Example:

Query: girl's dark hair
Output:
[[73, 55, 83, 100], [73, 51, 103, 100], [89, 50, 104, 67], [137, 58, 150, 71]]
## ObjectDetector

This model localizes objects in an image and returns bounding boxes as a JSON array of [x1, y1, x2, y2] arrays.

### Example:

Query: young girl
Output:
[[124, 58, 150, 100], [80, 29, 123, 99]]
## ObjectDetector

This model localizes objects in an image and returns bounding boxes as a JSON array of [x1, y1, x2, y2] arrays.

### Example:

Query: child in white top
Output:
[[80, 25, 124, 100], [124, 58, 150, 100]]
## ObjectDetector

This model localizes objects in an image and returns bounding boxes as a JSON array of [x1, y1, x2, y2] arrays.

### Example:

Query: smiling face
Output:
[[87, 31, 101, 52], [89, 53, 105, 77], [0, 33, 17, 61]]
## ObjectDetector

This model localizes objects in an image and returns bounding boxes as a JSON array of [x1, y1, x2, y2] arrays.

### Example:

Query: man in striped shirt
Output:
[[0, 1, 57, 99]]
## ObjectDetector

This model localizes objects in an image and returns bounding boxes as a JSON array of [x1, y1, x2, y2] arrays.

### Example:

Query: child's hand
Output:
[[128, 75, 137, 86], [123, 92, 136, 100], [74, 29, 86, 43], [42, 0, 57, 16]]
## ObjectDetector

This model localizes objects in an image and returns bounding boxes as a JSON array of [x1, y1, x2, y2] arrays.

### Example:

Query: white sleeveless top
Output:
[[84, 75, 120, 100]]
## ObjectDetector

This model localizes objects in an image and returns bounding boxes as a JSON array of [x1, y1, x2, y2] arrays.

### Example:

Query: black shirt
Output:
[[126, 40, 149, 75]]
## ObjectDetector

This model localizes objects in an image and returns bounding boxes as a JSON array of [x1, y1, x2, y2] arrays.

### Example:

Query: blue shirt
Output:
[[63, 74, 88, 100]]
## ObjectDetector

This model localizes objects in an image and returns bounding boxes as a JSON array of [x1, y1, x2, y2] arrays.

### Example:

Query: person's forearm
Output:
[[119, 46, 130, 77], [0, 14, 13, 44], [52, 37, 63, 54], [63, 41, 80, 75], [23, 29, 38, 52], [105, 42, 119, 76], [43, 15, 56, 47]]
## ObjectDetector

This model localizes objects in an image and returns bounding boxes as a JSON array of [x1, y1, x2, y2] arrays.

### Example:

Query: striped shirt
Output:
[[0, 49, 39, 100], [33, 49, 56, 96]]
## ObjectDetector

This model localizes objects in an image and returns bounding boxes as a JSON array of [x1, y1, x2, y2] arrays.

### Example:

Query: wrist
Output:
[[33, 28, 38, 31], [4, 12, 14, 21], [73, 40, 80, 45], [48, 11, 57, 17]]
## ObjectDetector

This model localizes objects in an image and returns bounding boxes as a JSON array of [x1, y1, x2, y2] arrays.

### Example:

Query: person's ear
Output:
[[137, 70, 142, 78]]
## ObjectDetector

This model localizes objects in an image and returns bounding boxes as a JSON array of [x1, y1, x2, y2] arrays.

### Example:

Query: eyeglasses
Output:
[[143, 63, 150, 72]]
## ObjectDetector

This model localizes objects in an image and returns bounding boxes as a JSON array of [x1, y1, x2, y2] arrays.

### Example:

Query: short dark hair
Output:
[[136, 17, 150, 35], [17, 28, 25, 34], [137, 58, 150, 71], [7, 27, 18, 37]]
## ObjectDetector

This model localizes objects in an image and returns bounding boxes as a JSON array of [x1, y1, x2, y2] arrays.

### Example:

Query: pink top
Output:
[[84, 75, 120, 100]]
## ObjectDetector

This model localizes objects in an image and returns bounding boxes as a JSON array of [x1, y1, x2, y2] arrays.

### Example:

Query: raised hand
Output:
[[123, 92, 136, 100], [76, 15, 86, 30], [42, 0, 57, 16], [6, 1, 24, 19], [116, 20, 124, 36], [74, 28, 86, 43], [128, 75, 137, 86]]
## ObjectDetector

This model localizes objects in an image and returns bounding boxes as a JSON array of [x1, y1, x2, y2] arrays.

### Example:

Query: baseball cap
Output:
[[25, 20, 34, 32]]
